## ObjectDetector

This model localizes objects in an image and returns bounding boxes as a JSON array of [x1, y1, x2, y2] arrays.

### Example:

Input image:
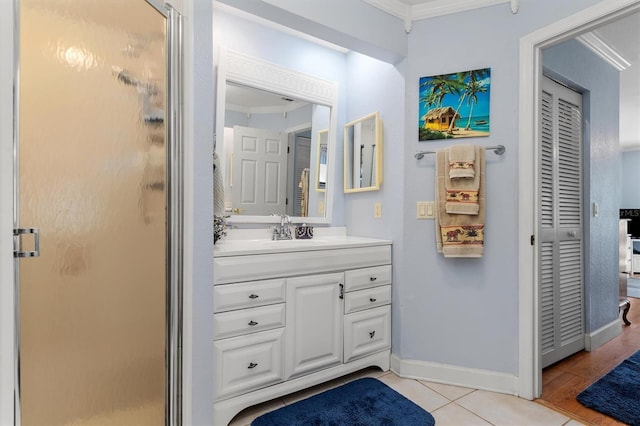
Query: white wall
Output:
[[621, 150, 640, 207]]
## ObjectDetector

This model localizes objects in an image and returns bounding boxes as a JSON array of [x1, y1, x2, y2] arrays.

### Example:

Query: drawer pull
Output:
[[369, 277, 377, 281], [248, 362, 258, 369], [369, 331, 376, 339], [248, 320, 258, 326], [248, 294, 259, 299], [369, 297, 377, 302]]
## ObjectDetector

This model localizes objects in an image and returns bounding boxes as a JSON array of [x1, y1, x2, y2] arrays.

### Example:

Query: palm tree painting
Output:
[[419, 68, 491, 141]]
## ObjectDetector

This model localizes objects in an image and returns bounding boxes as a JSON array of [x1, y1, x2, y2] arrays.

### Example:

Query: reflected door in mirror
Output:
[[232, 126, 287, 215]]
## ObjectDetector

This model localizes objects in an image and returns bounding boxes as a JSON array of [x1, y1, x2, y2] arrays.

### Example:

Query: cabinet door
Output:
[[286, 272, 344, 380]]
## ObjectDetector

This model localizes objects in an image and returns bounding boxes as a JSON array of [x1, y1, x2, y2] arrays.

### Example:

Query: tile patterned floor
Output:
[[228, 367, 584, 426]]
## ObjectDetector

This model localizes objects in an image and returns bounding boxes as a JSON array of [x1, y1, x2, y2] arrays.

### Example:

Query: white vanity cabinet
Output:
[[213, 236, 392, 426], [286, 272, 344, 380]]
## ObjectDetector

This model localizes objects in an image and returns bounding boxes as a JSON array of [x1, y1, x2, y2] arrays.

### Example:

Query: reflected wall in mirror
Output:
[[215, 49, 338, 224], [316, 129, 328, 193], [344, 112, 382, 193]]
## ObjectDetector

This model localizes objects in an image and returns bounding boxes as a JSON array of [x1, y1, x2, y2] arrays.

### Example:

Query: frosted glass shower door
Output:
[[18, 1, 168, 424]]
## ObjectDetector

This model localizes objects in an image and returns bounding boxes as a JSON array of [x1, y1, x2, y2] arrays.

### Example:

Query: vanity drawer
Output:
[[214, 303, 285, 340], [214, 278, 286, 313], [344, 265, 391, 292], [344, 285, 391, 314], [215, 328, 284, 401], [344, 305, 390, 363]]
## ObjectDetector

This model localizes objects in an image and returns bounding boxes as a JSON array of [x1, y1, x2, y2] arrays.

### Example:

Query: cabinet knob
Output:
[[369, 331, 376, 339], [369, 297, 377, 302], [248, 320, 258, 326], [248, 362, 258, 369], [369, 277, 377, 281], [248, 294, 259, 299]]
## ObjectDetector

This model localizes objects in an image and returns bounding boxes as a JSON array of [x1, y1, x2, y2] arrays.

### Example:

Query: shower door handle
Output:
[[13, 228, 40, 258]]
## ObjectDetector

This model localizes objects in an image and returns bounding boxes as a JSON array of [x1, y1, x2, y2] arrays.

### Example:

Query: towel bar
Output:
[[414, 144, 505, 160]]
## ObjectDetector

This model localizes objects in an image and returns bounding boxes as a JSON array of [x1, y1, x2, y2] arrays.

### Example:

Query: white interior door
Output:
[[232, 126, 287, 216], [539, 76, 585, 369]]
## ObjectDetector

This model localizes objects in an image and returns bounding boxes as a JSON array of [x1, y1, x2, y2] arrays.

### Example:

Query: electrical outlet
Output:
[[374, 202, 382, 218], [417, 201, 435, 219]]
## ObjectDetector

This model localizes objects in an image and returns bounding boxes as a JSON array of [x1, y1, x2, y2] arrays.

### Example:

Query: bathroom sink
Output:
[[213, 229, 390, 256]]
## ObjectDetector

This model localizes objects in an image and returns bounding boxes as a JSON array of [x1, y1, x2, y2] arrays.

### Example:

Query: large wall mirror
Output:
[[215, 49, 338, 224], [344, 112, 382, 193]]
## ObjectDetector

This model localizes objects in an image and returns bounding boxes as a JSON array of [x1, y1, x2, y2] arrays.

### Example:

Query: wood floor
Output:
[[536, 297, 640, 425]]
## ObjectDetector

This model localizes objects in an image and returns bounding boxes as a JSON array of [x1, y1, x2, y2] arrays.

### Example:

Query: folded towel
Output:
[[436, 148, 485, 258], [444, 145, 482, 215], [213, 151, 226, 216], [449, 143, 476, 179]]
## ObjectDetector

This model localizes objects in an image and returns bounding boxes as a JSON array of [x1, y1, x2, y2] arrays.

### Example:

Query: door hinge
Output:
[[14, 227, 40, 258], [339, 283, 344, 300], [530, 234, 535, 246]]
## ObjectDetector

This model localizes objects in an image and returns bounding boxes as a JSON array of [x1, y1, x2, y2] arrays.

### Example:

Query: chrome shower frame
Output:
[[11, 1, 185, 425]]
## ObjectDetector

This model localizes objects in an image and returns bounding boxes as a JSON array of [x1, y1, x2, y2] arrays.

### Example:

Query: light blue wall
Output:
[[621, 150, 640, 207], [543, 39, 620, 334], [342, 51, 407, 349], [400, 0, 603, 374], [192, 1, 215, 425], [213, 8, 350, 226], [216, 0, 407, 63], [202, 4, 614, 414]]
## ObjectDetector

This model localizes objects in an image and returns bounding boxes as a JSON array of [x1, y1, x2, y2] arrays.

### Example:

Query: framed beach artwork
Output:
[[418, 68, 491, 141]]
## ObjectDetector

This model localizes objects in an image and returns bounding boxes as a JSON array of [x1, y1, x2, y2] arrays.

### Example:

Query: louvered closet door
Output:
[[539, 76, 584, 368]]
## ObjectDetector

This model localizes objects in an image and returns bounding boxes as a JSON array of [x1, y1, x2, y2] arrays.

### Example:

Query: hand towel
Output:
[[444, 145, 482, 215], [449, 143, 476, 179], [436, 148, 485, 258], [213, 151, 226, 216]]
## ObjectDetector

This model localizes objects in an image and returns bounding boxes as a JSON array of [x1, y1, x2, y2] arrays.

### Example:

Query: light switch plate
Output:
[[417, 201, 435, 219]]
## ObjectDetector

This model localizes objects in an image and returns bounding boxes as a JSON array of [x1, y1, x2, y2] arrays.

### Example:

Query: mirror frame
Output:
[[215, 48, 338, 224], [343, 112, 383, 193]]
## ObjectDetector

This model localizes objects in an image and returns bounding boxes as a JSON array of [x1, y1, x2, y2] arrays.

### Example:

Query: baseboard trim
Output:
[[390, 354, 518, 396], [585, 318, 621, 351]]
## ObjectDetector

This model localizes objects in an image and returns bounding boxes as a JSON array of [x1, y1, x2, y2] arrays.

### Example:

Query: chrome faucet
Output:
[[272, 214, 293, 240]]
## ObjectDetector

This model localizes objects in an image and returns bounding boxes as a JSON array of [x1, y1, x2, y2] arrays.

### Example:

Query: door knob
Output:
[[568, 230, 577, 238]]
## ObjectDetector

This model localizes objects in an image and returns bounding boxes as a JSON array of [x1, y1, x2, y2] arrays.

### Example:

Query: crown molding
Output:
[[411, 0, 510, 20], [361, 0, 410, 20], [362, 0, 516, 27], [576, 32, 631, 71]]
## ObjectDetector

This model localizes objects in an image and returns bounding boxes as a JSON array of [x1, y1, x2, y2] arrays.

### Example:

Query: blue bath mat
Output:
[[252, 377, 435, 426], [576, 349, 640, 426]]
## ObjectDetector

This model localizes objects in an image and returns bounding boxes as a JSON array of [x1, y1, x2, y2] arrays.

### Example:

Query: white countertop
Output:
[[214, 227, 391, 257]]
